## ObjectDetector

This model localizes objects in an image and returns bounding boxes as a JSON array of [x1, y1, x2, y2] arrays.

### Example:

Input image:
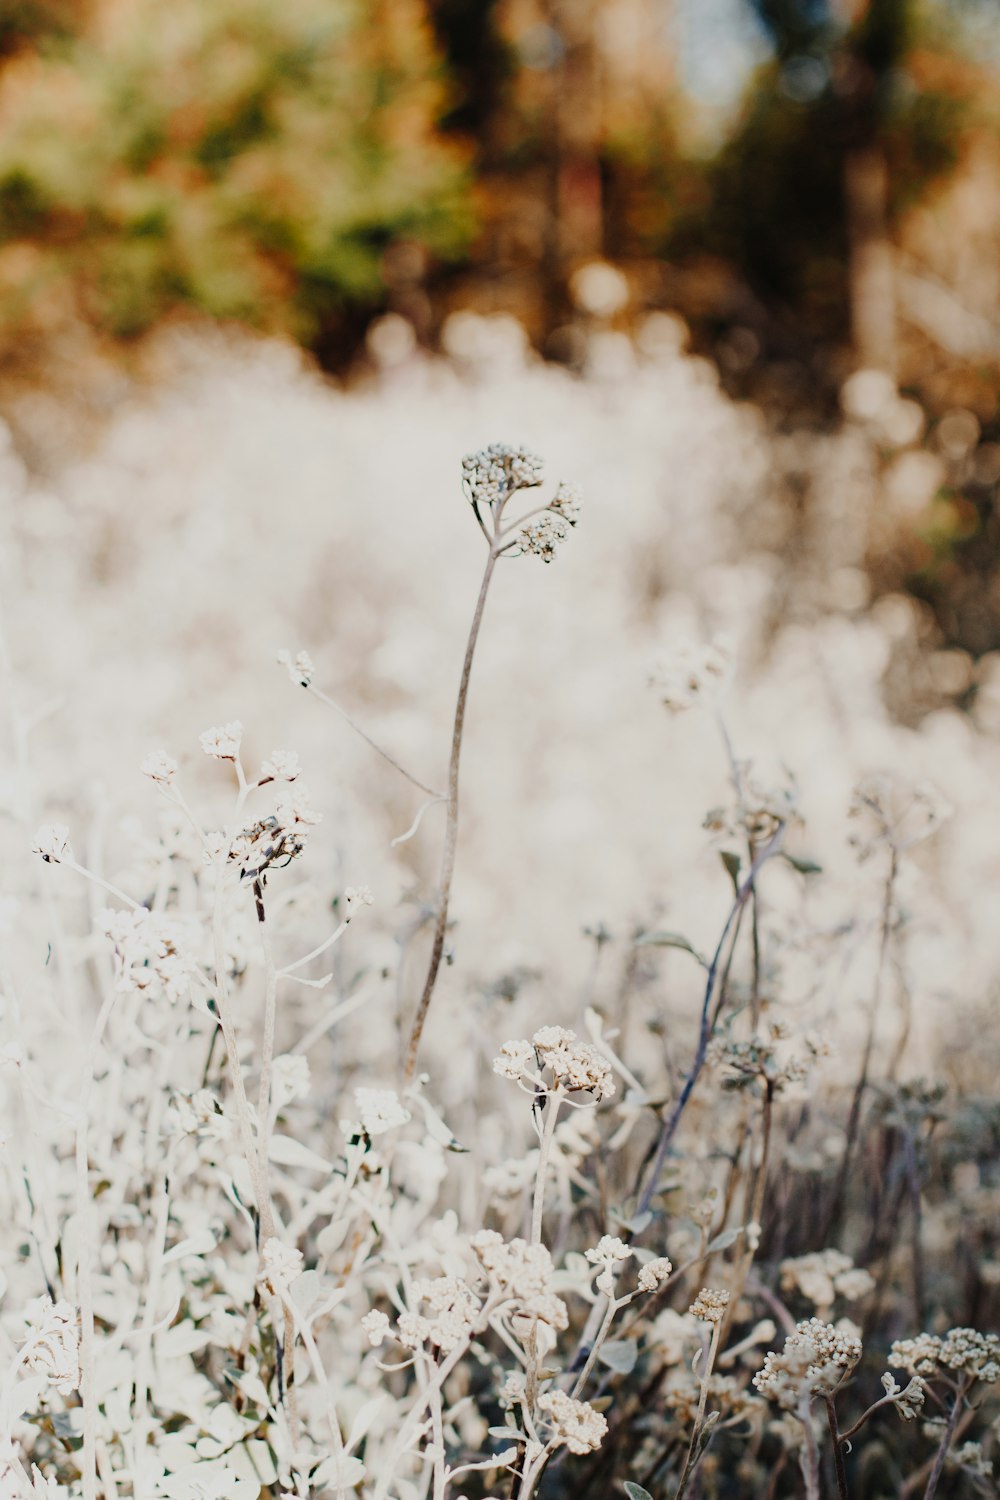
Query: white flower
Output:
[[549, 481, 582, 525], [21, 1297, 80, 1394], [518, 512, 569, 563], [277, 648, 315, 686], [344, 885, 374, 909], [637, 1256, 673, 1293], [361, 1309, 390, 1347], [537, 1390, 607, 1454], [586, 1235, 632, 1266], [355, 1088, 410, 1137], [260, 749, 301, 782], [493, 1039, 535, 1082], [31, 824, 71, 863], [650, 636, 732, 714], [199, 720, 244, 760], [257, 1238, 304, 1298], [141, 750, 178, 784]]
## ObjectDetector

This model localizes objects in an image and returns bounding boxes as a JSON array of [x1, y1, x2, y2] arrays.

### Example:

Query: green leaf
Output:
[[781, 851, 823, 876], [634, 931, 707, 966], [720, 850, 742, 890], [624, 1484, 655, 1500]]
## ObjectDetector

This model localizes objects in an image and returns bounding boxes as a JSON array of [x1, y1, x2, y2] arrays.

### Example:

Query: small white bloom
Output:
[[345, 885, 374, 909], [257, 1238, 304, 1298], [199, 720, 244, 760], [31, 824, 71, 864], [21, 1297, 81, 1394], [141, 750, 178, 784], [355, 1088, 410, 1137], [637, 1256, 674, 1293], [260, 749, 301, 782], [361, 1309, 390, 1347], [277, 648, 316, 686]]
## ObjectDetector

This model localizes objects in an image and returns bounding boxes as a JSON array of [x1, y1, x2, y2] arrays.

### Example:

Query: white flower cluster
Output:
[[276, 647, 316, 687], [353, 1087, 410, 1138], [517, 512, 570, 563], [586, 1235, 631, 1293], [650, 636, 732, 713], [199, 720, 244, 761], [256, 1238, 304, 1299], [98, 907, 200, 1003], [780, 1249, 874, 1315], [259, 749, 301, 782], [470, 1230, 569, 1336], [754, 1318, 862, 1405], [493, 1026, 615, 1100], [890, 1327, 1000, 1384], [397, 1275, 481, 1353], [689, 1287, 730, 1324], [228, 785, 322, 879], [140, 749, 178, 784], [461, 442, 544, 508], [20, 1297, 81, 1396], [31, 825, 72, 864], [537, 1389, 608, 1455], [637, 1256, 674, 1294]]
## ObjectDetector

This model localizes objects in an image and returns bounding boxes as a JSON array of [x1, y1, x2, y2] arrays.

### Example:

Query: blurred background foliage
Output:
[[0, 0, 996, 373], [3, 0, 1000, 650]]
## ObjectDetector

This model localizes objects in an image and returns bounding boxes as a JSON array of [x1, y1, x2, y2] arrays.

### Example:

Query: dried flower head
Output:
[[277, 647, 316, 686], [31, 824, 72, 863], [650, 636, 732, 714], [257, 1238, 304, 1298], [690, 1288, 730, 1324], [20, 1297, 81, 1395], [462, 443, 544, 509], [354, 1087, 410, 1137], [537, 1390, 608, 1454], [517, 511, 569, 563], [637, 1256, 674, 1293], [141, 750, 178, 784], [754, 1318, 862, 1406], [199, 720, 244, 761]]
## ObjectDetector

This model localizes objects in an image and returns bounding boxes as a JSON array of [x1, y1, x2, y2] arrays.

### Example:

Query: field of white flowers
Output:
[[3, 312, 1000, 1500]]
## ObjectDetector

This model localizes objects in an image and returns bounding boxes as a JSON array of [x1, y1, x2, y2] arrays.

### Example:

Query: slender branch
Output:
[[403, 545, 499, 1083], [825, 1396, 849, 1500], [636, 828, 785, 1217], [306, 681, 443, 799], [923, 1380, 969, 1500]]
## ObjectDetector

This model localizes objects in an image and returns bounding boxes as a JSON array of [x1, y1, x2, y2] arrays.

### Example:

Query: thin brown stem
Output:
[[923, 1380, 969, 1500], [825, 1396, 849, 1500], [403, 545, 498, 1083]]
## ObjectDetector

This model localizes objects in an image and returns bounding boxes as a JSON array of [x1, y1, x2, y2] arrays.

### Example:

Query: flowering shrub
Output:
[[3, 325, 1000, 1498]]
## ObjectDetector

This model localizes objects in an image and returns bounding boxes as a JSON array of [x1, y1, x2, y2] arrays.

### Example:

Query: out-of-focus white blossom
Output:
[[260, 749, 301, 782], [20, 1297, 81, 1395], [199, 720, 244, 761], [31, 825, 71, 863], [257, 1239, 304, 1299], [141, 750, 178, 784], [276, 648, 315, 686], [354, 1088, 410, 1137]]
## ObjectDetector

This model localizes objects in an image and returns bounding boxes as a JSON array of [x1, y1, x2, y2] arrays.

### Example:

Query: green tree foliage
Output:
[[0, 0, 472, 345]]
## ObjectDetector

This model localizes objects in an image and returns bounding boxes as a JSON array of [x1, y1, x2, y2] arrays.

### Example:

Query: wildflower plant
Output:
[[6, 434, 1000, 1500]]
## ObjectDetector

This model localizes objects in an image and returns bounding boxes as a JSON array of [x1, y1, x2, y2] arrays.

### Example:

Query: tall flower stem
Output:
[[403, 545, 498, 1083]]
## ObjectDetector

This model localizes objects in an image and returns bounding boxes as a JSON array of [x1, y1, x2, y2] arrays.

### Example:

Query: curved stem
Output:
[[403, 546, 498, 1083], [636, 828, 784, 1217]]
